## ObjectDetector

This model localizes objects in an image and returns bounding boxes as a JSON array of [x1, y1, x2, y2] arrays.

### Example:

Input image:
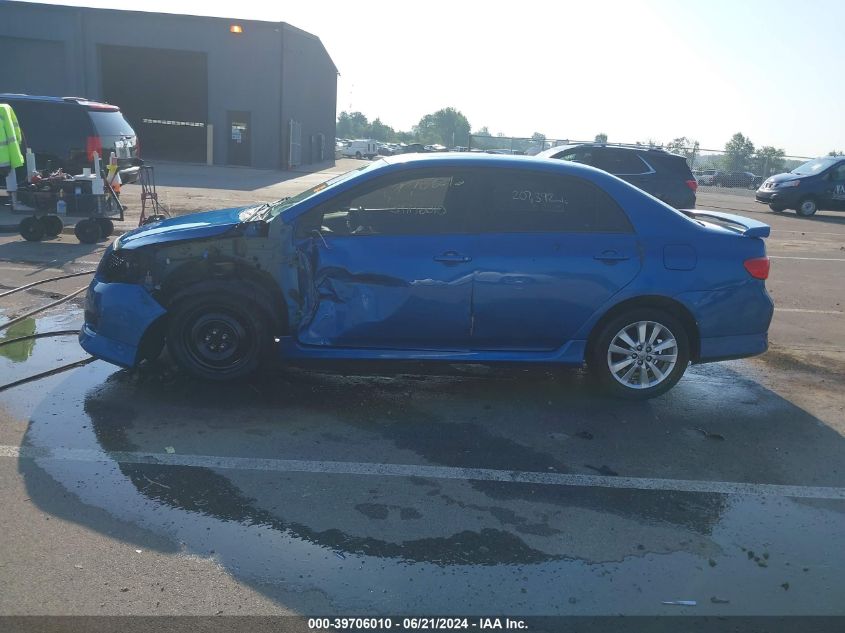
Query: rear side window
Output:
[[592, 149, 649, 175], [647, 152, 694, 178], [88, 110, 135, 137], [480, 171, 634, 233], [10, 101, 91, 152]]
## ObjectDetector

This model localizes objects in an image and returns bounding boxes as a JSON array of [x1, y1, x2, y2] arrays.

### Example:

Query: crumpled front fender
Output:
[[79, 280, 167, 368]]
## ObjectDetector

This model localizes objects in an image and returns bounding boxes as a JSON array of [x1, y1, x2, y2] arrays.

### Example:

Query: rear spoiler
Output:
[[681, 209, 770, 238]]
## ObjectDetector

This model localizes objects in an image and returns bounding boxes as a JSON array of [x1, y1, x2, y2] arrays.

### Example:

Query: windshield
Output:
[[791, 157, 837, 176], [266, 161, 384, 218]]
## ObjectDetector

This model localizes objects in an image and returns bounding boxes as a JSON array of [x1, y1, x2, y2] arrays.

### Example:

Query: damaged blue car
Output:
[[80, 154, 774, 399]]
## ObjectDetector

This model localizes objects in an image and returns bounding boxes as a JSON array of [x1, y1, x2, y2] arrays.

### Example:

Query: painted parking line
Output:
[[775, 308, 843, 315], [2, 444, 844, 501], [769, 255, 845, 261]]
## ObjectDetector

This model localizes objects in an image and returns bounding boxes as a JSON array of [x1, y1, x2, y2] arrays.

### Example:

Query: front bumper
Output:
[[79, 279, 167, 367], [755, 188, 799, 206]]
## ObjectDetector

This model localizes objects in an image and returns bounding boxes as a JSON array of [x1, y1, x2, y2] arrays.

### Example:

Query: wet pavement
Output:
[[1, 308, 844, 616]]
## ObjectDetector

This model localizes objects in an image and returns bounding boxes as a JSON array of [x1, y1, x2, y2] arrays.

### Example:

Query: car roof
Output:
[[0, 93, 119, 111], [381, 151, 608, 177], [537, 142, 684, 159]]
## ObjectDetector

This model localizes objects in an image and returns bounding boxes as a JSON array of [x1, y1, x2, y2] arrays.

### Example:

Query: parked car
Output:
[[80, 154, 773, 399], [694, 169, 717, 186], [341, 139, 379, 160], [0, 93, 141, 184], [400, 143, 431, 154], [714, 171, 759, 188], [536, 143, 697, 209], [755, 156, 845, 216]]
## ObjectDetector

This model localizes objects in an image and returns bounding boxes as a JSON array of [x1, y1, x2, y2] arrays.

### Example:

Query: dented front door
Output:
[[296, 170, 477, 350]]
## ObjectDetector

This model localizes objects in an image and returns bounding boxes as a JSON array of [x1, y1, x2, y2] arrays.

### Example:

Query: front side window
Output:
[[479, 171, 634, 234], [305, 171, 476, 236]]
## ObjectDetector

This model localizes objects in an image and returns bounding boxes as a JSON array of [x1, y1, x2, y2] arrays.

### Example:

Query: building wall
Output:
[[281, 25, 338, 168], [0, 2, 336, 170]]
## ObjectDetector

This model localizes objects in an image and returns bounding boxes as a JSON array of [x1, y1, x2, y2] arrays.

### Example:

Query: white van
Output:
[[341, 139, 379, 160]]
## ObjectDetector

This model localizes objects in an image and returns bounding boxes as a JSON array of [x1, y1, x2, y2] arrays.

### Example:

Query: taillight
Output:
[[744, 256, 770, 280], [86, 136, 103, 161], [685, 179, 698, 192]]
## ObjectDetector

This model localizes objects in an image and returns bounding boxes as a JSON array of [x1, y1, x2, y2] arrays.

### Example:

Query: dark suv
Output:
[[0, 94, 141, 184], [536, 143, 697, 208]]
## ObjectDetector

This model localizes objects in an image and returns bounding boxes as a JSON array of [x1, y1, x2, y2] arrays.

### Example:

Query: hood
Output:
[[115, 206, 254, 250], [765, 172, 803, 185]]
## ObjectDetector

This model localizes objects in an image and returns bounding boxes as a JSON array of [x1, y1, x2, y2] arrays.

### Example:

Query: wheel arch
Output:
[[155, 260, 290, 335], [585, 295, 701, 362]]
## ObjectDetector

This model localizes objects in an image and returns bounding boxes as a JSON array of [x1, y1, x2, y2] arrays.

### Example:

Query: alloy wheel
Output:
[[606, 320, 678, 389]]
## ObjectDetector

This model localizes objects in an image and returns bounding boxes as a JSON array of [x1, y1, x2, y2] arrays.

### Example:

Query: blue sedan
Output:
[[80, 154, 774, 399]]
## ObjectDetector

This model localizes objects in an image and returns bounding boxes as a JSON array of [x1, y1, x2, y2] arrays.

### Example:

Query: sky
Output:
[[23, 0, 845, 156]]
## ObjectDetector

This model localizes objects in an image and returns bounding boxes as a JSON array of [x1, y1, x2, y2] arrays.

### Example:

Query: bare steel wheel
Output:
[[607, 320, 678, 390], [166, 292, 268, 381], [589, 308, 690, 399]]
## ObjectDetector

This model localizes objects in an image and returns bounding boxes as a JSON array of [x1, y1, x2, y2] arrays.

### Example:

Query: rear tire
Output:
[[589, 308, 690, 400], [355, 151, 362, 159], [19, 216, 45, 242], [166, 292, 268, 381], [796, 197, 818, 217]]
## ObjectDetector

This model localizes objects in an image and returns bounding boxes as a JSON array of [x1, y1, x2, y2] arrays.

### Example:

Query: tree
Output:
[[414, 107, 471, 146], [594, 133, 608, 143], [336, 111, 369, 139], [367, 117, 394, 142], [664, 136, 700, 162], [473, 126, 491, 137], [752, 146, 786, 176], [829, 150, 843, 156], [723, 132, 755, 171]]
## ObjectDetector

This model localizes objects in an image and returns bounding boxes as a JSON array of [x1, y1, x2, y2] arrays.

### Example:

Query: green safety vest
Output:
[[0, 103, 25, 170]]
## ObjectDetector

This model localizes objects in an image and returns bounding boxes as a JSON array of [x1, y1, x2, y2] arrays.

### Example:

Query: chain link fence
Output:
[[467, 134, 815, 189]]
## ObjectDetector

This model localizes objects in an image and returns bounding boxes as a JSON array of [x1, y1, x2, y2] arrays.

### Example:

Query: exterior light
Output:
[[230, 24, 243, 34]]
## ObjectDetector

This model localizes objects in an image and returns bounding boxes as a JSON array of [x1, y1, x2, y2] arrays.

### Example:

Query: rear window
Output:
[[88, 110, 135, 137]]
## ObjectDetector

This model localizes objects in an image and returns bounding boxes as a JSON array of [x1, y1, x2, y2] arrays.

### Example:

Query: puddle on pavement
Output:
[[1, 319, 845, 613]]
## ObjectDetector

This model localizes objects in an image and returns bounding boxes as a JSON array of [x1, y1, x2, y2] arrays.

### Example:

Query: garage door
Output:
[[99, 44, 208, 163]]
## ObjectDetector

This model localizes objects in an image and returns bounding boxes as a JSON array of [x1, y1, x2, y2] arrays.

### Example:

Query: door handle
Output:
[[434, 251, 472, 264], [594, 250, 631, 262]]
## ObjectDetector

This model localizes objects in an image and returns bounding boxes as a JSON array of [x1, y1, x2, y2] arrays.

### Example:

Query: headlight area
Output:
[[97, 247, 150, 284]]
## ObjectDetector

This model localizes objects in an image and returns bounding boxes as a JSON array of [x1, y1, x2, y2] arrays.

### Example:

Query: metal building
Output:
[[0, 2, 338, 169]]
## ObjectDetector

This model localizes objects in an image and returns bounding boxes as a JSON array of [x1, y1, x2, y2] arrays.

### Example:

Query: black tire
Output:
[[796, 197, 818, 217], [19, 216, 45, 242], [74, 219, 101, 244], [95, 217, 115, 238], [588, 308, 690, 400], [355, 151, 362, 159], [166, 293, 268, 381], [769, 204, 785, 213], [42, 215, 64, 237]]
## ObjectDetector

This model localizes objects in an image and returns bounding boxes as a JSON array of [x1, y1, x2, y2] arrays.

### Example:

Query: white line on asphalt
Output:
[[2, 444, 844, 501], [769, 255, 845, 261], [775, 308, 843, 315]]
